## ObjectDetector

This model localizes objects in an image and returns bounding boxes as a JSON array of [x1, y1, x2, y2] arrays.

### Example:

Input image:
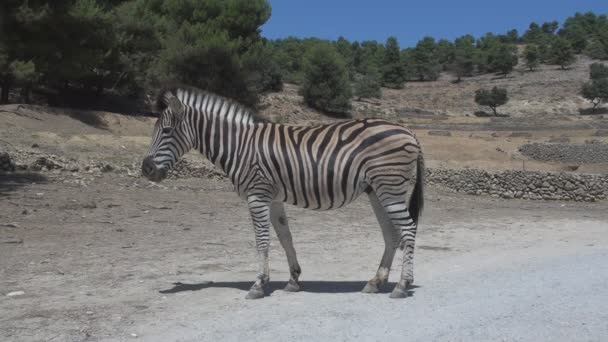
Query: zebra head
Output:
[[142, 92, 193, 182]]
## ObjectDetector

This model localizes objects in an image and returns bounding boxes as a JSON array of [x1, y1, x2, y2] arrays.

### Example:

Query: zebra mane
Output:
[[155, 85, 267, 123]]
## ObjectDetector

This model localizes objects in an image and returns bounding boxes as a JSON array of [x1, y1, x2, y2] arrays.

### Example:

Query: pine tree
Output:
[[411, 37, 441, 81], [382, 37, 405, 88]]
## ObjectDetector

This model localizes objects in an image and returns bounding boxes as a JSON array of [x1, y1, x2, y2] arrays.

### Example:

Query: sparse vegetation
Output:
[[475, 87, 509, 116]]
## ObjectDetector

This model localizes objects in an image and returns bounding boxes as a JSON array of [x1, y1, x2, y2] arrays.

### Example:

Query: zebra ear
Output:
[[166, 95, 185, 121]]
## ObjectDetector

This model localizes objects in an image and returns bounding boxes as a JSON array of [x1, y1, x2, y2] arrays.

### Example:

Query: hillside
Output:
[[260, 55, 602, 122]]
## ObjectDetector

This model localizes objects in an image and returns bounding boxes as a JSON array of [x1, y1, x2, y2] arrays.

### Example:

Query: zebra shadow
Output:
[[159, 281, 419, 296]]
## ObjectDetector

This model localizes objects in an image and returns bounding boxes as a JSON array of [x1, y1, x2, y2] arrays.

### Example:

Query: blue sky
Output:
[[262, 0, 608, 47]]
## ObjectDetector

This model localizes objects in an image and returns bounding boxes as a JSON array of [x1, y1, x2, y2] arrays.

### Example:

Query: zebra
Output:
[[141, 86, 424, 299]]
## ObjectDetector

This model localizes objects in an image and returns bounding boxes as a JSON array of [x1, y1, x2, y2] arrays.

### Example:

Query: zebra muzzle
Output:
[[141, 156, 167, 182]]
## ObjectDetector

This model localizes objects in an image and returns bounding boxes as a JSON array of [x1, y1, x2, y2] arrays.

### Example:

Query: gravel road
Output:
[[1, 175, 607, 342]]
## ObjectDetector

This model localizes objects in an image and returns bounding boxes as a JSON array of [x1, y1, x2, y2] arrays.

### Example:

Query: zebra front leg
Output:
[[270, 201, 302, 292], [246, 194, 272, 299], [362, 191, 398, 294]]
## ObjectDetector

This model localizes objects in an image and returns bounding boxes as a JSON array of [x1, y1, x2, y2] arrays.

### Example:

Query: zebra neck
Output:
[[194, 109, 257, 180]]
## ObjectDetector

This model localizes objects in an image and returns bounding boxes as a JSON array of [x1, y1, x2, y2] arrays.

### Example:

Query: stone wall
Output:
[[519, 143, 608, 164], [427, 168, 608, 202]]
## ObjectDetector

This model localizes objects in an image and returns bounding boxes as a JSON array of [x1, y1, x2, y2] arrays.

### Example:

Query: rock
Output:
[[564, 182, 577, 191], [0, 151, 16, 172], [501, 192, 514, 199], [82, 202, 97, 209], [2, 237, 23, 244], [509, 132, 532, 138]]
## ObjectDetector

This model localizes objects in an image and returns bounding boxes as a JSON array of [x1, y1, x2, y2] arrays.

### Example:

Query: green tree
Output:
[[586, 37, 608, 60], [502, 29, 519, 44], [300, 44, 352, 114], [590, 63, 608, 80], [411, 37, 441, 81], [475, 87, 509, 115], [242, 42, 283, 93], [9, 60, 37, 103], [272, 37, 305, 83], [549, 37, 576, 70], [489, 44, 518, 76], [523, 22, 544, 43], [142, 0, 273, 106], [523, 44, 541, 71], [436, 39, 455, 70], [449, 35, 475, 81], [335, 36, 355, 79], [353, 65, 382, 100], [382, 36, 405, 88], [541, 21, 559, 34], [581, 78, 608, 109], [561, 12, 608, 53]]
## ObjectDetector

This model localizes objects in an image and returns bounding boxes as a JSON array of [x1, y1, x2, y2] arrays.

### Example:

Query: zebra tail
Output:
[[408, 152, 425, 225]]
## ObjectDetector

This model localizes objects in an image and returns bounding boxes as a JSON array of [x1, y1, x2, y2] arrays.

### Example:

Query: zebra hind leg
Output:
[[270, 201, 302, 292], [361, 191, 398, 294], [383, 199, 417, 299], [245, 194, 273, 299]]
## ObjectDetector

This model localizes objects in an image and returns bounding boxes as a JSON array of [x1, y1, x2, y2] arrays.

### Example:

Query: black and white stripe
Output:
[[143, 86, 425, 299]]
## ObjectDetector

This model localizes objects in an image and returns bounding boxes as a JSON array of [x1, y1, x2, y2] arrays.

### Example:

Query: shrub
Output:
[[300, 44, 352, 115], [590, 63, 608, 80], [475, 87, 509, 115], [353, 67, 382, 100]]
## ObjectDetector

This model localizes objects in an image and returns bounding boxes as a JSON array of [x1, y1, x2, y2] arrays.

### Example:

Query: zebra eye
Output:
[[162, 127, 173, 135]]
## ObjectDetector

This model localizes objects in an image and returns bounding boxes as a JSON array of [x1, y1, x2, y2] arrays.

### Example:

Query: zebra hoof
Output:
[[361, 282, 380, 294], [389, 287, 409, 299], [284, 279, 301, 292], [245, 287, 265, 299]]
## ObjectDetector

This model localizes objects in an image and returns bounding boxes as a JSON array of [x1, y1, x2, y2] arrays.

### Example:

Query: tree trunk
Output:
[[0, 81, 9, 104], [21, 84, 31, 104]]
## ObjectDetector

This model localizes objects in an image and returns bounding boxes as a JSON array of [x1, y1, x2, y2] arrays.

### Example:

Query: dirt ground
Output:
[[1, 173, 607, 341]]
